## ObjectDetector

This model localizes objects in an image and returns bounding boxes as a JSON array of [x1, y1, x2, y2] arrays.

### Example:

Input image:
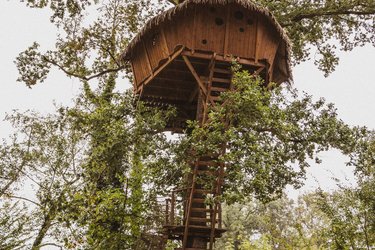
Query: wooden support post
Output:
[[171, 191, 176, 225], [182, 163, 198, 249], [166, 199, 170, 225], [182, 55, 208, 96]]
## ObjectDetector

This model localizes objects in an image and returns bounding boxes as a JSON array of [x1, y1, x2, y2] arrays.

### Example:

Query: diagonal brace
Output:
[[182, 55, 208, 97]]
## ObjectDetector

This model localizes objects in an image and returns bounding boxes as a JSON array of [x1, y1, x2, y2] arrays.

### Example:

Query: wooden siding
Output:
[[131, 44, 152, 86], [164, 8, 195, 54], [131, 4, 286, 87], [227, 5, 257, 59], [144, 27, 170, 69], [256, 17, 280, 68], [194, 4, 226, 53]]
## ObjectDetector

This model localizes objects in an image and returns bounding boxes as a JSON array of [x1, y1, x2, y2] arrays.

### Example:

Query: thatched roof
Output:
[[121, 0, 292, 79]]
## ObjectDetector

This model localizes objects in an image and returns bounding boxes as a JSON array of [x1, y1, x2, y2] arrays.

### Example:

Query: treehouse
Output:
[[121, 0, 291, 132], [122, 0, 292, 249]]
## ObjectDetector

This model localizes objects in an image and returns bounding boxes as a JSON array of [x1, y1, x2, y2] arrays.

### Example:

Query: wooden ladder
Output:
[[181, 58, 232, 250]]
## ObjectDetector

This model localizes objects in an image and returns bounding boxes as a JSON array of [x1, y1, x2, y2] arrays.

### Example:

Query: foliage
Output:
[[259, 0, 375, 76], [0, 95, 176, 248], [0, 202, 30, 250], [215, 186, 374, 249], [3, 0, 374, 248], [181, 68, 371, 202]]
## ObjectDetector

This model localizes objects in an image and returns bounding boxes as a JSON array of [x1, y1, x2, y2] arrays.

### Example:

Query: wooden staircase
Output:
[[162, 52, 270, 249], [163, 56, 233, 250], [182, 155, 226, 249]]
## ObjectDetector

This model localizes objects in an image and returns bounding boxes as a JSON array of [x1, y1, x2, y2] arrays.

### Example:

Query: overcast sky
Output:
[[1, 1, 374, 198]]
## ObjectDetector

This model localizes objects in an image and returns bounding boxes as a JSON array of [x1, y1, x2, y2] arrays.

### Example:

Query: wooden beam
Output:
[[182, 50, 266, 67], [207, 55, 217, 107], [252, 66, 266, 76], [137, 46, 185, 92], [182, 55, 207, 96], [152, 77, 196, 85], [145, 83, 193, 92]]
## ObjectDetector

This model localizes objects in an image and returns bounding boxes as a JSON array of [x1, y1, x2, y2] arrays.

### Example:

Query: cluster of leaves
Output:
[[0, 202, 30, 249], [180, 68, 372, 202], [259, 0, 375, 75], [0, 92, 177, 249], [16, 0, 169, 88], [215, 185, 374, 249]]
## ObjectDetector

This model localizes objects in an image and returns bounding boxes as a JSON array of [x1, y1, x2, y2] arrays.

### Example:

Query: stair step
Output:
[[190, 217, 218, 223], [213, 68, 231, 74], [195, 189, 215, 194], [197, 160, 220, 166], [196, 170, 218, 175], [212, 77, 231, 83], [210, 86, 228, 92], [191, 207, 214, 212], [210, 96, 221, 102], [192, 198, 206, 203]]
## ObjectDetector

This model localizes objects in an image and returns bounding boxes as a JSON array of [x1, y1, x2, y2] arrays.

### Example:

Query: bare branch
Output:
[[86, 66, 124, 81], [291, 10, 375, 22], [42, 56, 88, 81], [39, 243, 63, 250], [43, 56, 124, 82], [8, 195, 41, 207], [281, 8, 375, 26]]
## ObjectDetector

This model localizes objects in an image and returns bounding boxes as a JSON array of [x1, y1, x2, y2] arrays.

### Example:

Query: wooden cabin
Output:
[[121, 0, 291, 132]]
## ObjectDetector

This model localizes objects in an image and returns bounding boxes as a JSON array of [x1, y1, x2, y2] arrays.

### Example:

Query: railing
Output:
[[163, 187, 223, 230], [165, 187, 189, 226]]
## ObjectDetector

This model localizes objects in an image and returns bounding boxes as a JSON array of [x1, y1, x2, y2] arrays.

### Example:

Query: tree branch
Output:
[[281, 8, 375, 27], [291, 10, 375, 22], [86, 66, 124, 81], [39, 243, 63, 250], [43, 56, 124, 82], [8, 195, 41, 207]]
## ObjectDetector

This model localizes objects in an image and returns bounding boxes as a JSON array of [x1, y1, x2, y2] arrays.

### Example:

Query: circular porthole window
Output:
[[202, 39, 208, 45], [215, 17, 224, 26], [239, 27, 245, 32], [234, 11, 244, 20]]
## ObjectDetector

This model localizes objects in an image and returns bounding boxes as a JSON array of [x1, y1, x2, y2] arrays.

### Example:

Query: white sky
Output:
[[0, 1, 374, 198]]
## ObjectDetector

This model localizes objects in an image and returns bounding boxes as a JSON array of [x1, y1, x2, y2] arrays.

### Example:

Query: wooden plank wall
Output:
[[194, 4, 226, 53], [164, 7, 195, 54], [131, 44, 152, 87], [144, 28, 170, 69], [256, 17, 280, 68], [226, 5, 257, 59], [131, 4, 285, 87]]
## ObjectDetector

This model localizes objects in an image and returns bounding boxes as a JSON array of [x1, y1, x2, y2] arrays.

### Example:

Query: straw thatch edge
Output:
[[121, 0, 292, 80]]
